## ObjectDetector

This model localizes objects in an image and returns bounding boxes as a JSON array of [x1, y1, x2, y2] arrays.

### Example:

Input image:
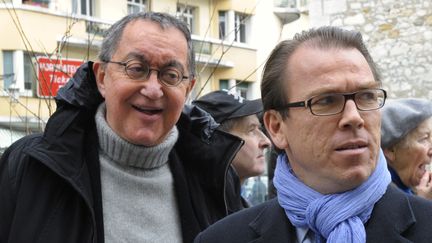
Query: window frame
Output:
[[1, 50, 37, 97], [234, 12, 249, 43], [72, 0, 94, 16], [22, 0, 50, 8], [236, 80, 249, 99], [219, 79, 251, 99], [176, 4, 196, 34], [218, 11, 227, 40], [2, 51, 14, 91], [127, 0, 147, 14], [23, 53, 36, 92]]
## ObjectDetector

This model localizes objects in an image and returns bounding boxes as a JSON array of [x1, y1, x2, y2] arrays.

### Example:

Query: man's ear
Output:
[[185, 78, 196, 97], [93, 62, 106, 98], [263, 110, 288, 150]]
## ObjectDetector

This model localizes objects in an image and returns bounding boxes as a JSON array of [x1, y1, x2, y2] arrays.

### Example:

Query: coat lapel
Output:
[[248, 199, 296, 242], [365, 185, 415, 243]]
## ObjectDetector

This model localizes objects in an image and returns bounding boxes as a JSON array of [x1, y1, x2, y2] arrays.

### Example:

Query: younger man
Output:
[[194, 26, 432, 243]]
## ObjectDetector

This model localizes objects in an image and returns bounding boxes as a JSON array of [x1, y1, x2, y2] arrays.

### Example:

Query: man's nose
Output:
[[259, 130, 271, 149], [338, 99, 364, 129], [140, 71, 163, 99]]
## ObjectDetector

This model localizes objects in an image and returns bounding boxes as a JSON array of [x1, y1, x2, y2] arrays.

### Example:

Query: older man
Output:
[[0, 12, 244, 243], [193, 90, 271, 206], [194, 27, 432, 243]]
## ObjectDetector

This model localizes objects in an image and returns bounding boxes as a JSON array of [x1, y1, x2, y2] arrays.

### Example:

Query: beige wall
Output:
[[216, 0, 256, 14], [213, 46, 256, 81], [98, 0, 128, 21], [0, 96, 56, 120], [191, 67, 217, 99], [0, 9, 103, 53], [151, 0, 176, 14], [61, 45, 99, 62]]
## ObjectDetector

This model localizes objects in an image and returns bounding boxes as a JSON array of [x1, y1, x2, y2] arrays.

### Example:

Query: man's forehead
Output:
[[113, 20, 188, 65], [286, 47, 374, 92], [232, 115, 260, 129], [121, 19, 185, 42], [289, 46, 365, 67]]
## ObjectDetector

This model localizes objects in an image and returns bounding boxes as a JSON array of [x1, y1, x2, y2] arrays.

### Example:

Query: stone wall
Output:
[[309, 0, 432, 99]]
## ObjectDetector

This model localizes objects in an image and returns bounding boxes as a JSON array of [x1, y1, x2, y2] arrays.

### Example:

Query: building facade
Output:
[[0, 0, 309, 152]]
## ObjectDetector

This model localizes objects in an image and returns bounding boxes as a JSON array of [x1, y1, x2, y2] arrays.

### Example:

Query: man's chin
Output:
[[125, 133, 162, 146]]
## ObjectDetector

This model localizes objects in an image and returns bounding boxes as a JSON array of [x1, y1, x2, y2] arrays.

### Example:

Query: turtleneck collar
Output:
[[95, 103, 178, 169]]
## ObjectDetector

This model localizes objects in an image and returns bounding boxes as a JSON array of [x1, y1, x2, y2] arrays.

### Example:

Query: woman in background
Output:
[[381, 98, 432, 199]]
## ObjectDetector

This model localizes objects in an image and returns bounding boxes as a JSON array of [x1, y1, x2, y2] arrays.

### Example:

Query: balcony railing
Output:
[[274, 0, 297, 8], [274, 0, 308, 24], [193, 39, 212, 55], [85, 19, 112, 37]]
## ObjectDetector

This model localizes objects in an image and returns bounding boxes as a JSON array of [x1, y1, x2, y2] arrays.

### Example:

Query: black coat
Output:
[[194, 185, 432, 243], [0, 62, 245, 243]]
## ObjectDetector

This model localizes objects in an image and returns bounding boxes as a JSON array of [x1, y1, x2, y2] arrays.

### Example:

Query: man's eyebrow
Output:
[[124, 53, 186, 72], [163, 60, 185, 72], [307, 81, 381, 96], [124, 52, 148, 63], [357, 81, 382, 89], [249, 122, 261, 129]]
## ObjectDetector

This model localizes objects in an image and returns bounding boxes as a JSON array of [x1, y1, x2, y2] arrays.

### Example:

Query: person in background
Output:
[[0, 12, 245, 243], [248, 176, 267, 205], [194, 26, 432, 243], [193, 89, 271, 206], [381, 98, 432, 199]]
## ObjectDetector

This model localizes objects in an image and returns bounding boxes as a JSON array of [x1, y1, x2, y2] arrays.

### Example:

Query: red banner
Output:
[[37, 57, 83, 97]]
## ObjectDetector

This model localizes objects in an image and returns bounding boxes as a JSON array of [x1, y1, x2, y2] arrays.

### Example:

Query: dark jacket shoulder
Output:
[[194, 199, 295, 243], [366, 185, 432, 243]]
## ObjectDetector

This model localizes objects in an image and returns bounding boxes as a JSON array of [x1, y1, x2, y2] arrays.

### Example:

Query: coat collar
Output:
[[248, 199, 296, 242], [248, 185, 416, 242]]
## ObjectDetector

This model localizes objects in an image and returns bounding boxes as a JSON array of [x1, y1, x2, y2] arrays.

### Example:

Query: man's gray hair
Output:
[[98, 11, 195, 79], [261, 26, 381, 118]]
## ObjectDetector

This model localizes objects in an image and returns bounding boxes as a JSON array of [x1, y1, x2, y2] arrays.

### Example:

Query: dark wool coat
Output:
[[194, 185, 432, 243]]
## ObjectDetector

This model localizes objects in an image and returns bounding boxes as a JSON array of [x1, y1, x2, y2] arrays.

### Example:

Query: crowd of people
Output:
[[1, 11, 432, 243]]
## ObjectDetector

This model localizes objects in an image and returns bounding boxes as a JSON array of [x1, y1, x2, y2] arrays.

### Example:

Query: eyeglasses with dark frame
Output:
[[102, 59, 190, 87], [276, 88, 387, 116]]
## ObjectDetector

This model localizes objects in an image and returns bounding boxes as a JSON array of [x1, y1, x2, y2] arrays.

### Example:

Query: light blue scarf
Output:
[[274, 149, 391, 243]]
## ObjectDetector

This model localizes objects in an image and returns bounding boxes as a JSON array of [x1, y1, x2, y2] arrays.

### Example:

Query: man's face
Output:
[[229, 115, 271, 183], [390, 118, 432, 187], [94, 20, 194, 146], [265, 45, 381, 194]]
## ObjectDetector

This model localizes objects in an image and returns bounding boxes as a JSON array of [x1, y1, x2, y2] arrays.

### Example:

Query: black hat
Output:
[[192, 89, 263, 123]]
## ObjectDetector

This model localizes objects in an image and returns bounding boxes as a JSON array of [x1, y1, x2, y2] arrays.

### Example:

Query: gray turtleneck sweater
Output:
[[95, 103, 182, 243]]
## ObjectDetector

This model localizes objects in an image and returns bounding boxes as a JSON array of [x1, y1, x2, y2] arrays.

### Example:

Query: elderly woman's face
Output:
[[391, 117, 432, 187]]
